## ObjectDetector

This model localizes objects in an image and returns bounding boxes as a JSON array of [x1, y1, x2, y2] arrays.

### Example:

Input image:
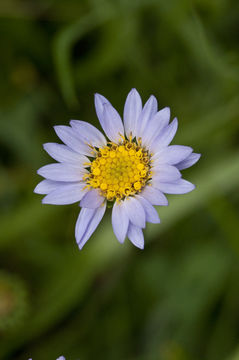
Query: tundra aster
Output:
[[34, 89, 200, 249]]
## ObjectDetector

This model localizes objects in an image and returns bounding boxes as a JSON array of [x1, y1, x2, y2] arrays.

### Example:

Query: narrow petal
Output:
[[176, 153, 201, 170], [155, 178, 195, 194], [54, 125, 92, 156], [42, 183, 87, 205], [137, 95, 158, 138], [80, 189, 104, 208], [141, 107, 170, 147], [95, 93, 124, 142], [37, 163, 86, 182], [127, 223, 144, 249], [124, 197, 146, 228], [76, 203, 106, 249], [136, 195, 160, 223], [141, 186, 168, 206], [75, 208, 95, 245], [112, 201, 129, 243], [102, 103, 124, 142], [150, 117, 178, 152], [123, 88, 142, 139], [70, 120, 107, 148], [94, 93, 111, 126], [152, 164, 181, 183], [43, 143, 88, 165], [152, 145, 193, 165], [34, 179, 66, 194]]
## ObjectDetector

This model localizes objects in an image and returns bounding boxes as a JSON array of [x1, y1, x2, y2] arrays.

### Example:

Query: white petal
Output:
[[127, 223, 144, 249], [136, 195, 160, 224], [112, 201, 129, 243], [76, 203, 106, 249], [54, 125, 92, 156], [37, 163, 86, 181], [75, 208, 95, 245], [155, 178, 195, 194], [124, 197, 146, 228], [123, 88, 142, 139], [176, 153, 201, 170], [42, 183, 87, 205], [34, 179, 66, 194], [80, 189, 105, 208], [152, 145, 193, 165], [141, 186, 168, 206], [94, 93, 124, 142], [102, 103, 124, 143], [152, 164, 181, 183], [136, 95, 157, 138], [94, 93, 111, 126], [70, 120, 107, 148], [141, 107, 170, 147], [43, 143, 88, 165], [150, 117, 178, 152]]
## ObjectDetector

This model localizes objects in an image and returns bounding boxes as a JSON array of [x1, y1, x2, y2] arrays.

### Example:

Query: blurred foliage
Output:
[[0, 0, 239, 359]]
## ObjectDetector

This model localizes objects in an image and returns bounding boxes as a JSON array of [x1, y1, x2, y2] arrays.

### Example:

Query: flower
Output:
[[34, 89, 200, 250]]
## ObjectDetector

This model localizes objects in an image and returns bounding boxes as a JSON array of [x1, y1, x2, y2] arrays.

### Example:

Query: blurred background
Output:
[[0, 0, 239, 359]]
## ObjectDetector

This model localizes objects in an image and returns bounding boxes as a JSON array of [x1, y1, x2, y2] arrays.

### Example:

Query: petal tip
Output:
[[77, 242, 84, 250], [33, 184, 40, 194], [69, 119, 77, 127]]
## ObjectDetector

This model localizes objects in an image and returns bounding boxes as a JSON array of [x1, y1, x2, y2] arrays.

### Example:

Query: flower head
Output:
[[34, 89, 200, 249]]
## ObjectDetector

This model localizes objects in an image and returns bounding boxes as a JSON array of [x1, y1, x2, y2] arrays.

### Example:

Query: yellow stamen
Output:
[[87, 139, 151, 201]]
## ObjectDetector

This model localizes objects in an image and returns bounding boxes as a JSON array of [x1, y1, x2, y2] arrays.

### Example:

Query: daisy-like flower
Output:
[[34, 89, 200, 250]]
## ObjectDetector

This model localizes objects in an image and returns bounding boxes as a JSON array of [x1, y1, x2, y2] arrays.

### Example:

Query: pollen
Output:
[[85, 139, 152, 201]]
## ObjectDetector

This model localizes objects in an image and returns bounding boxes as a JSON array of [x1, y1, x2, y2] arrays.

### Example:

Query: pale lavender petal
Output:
[[152, 164, 181, 183], [34, 179, 66, 194], [123, 88, 142, 139], [42, 183, 87, 205], [137, 95, 157, 138], [136, 195, 160, 224], [80, 189, 104, 208], [94, 93, 124, 142], [141, 186, 168, 206], [102, 103, 124, 143], [155, 178, 195, 194], [54, 125, 92, 156], [124, 197, 146, 228], [176, 153, 201, 170], [94, 93, 111, 126], [70, 120, 106, 147], [150, 117, 178, 152], [141, 107, 170, 147], [43, 143, 88, 165], [112, 201, 129, 243], [127, 223, 144, 249], [56, 357, 65, 360], [75, 207, 95, 244], [152, 145, 193, 165], [37, 163, 86, 181], [76, 203, 106, 249]]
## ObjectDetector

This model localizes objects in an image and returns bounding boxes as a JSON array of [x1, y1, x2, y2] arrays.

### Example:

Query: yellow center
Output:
[[84, 140, 152, 201]]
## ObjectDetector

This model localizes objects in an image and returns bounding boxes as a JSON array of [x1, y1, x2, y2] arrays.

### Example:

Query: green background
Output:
[[0, 0, 239, 359]]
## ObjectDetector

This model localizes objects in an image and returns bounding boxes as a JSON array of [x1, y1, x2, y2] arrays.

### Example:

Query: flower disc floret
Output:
[[86, 139, 152, 201]]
